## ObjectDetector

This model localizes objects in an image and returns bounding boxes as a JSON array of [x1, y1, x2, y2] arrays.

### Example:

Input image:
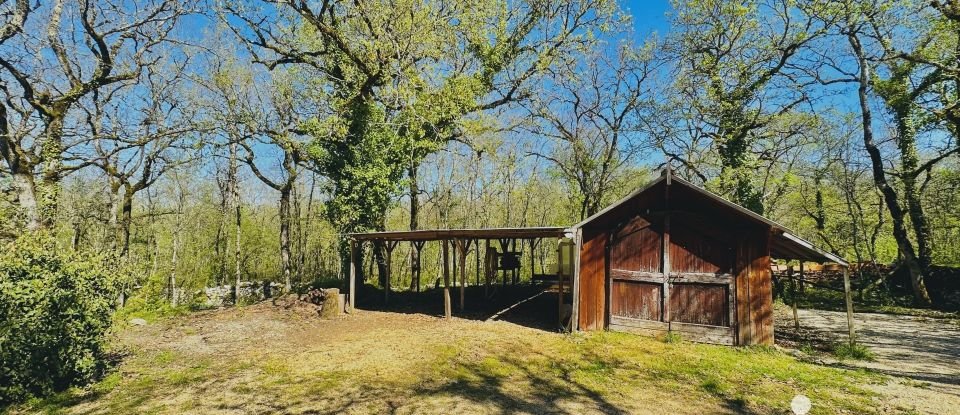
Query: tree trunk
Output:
[[11, 172, 42, 231], [38, 115, 66, 229], [849, 34, 931, 306], [119, 187, 134, 257], [279, 183, 293, 292], [409, 161, 421, 291], [230, 140, 243, 303]]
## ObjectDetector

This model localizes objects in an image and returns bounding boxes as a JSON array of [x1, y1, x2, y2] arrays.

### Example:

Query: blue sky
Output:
[[622, 0, 674, 37]]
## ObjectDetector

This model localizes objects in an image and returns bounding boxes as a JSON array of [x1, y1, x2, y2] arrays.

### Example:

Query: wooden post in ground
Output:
[[570, 229, 582, 331], [384, 241, 398, 305], [799, 261, 805, 293], [843, 265, 856, 345], [789, 265, 799, 330], [529, 239, 536, 283], [484, 240, 492, 297], [411, 241, 425, 292], [512, 239, 518, 285], [349, 240, 357, 312], [475, 240, 481, 287], [558, 239, 564, 328], [456, 239, 471, 312], [443, 239, 451, 319]]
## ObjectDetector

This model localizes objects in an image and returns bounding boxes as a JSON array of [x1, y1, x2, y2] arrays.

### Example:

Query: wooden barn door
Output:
[[606, 214, 737, 345], [666, 219, 736, 345], [607, 215, 669, 336]]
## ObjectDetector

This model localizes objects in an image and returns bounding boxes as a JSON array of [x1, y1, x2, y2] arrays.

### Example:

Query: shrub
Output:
[[832, 341, 875, 361], [0, 233, 123, 405]]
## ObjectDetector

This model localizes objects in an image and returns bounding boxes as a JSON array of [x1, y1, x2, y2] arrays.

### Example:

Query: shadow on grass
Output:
[[406, 346, 760, 415], [355, 283, 568, 332]]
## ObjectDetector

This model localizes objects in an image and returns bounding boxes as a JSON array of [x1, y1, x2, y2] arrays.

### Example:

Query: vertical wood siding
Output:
[[578, 227, 607, 331], [669, 220, 733, 274], [736, 230, 774, 345], [610, 216, 661, 272], [669, 283, 728, 326], [611, 280, 662, 320]]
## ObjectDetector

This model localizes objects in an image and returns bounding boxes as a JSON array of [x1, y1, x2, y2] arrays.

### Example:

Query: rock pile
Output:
[[271, 288, 341, 318]]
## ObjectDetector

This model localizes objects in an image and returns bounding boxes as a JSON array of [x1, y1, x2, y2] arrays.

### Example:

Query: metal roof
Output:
[[350, 227, 568, 241], [571, 169, 848, 266]]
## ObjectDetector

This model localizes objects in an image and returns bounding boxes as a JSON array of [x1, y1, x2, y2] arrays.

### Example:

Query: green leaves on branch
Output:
[[0, 233, 126, 404]]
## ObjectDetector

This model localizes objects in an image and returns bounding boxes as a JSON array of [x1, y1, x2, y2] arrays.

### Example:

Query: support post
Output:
[[789, 266, 799, 330], [411, 241, 425, 292], [662, 214, 671, 326], [529, 239, 536, 283], [475, 239, 481, 286], [457, 239, 471, 312], [799, 261, 805, 293], [558, 239, 565, 329], [484, 240, 492, 297], [349, 240, 357, 312], [383, 241, 398, 305], [843, 266, 856, 345], [570, 229, 582, 331], [443, 239, 451, 319]]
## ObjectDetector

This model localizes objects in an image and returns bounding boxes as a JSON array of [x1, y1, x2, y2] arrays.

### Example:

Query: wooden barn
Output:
[[567, 168, 846, 345], [348, 168, 847, 346]]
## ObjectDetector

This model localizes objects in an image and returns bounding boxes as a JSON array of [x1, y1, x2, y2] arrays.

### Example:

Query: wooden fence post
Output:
[[843, 266, 856, 345], [789, 266, 799, 330]]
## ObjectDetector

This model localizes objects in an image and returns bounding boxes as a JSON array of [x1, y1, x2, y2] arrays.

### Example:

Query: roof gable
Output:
[[570, 169, 847, 266]]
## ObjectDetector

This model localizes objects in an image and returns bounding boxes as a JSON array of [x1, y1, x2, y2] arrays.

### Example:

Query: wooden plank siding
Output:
[[611, 280, 662, 321], [735, 229, 774, 345], [668, 283, 728, 327], [668, 220, 734, 274], [574, 175, 776, 346], [577, 227, 607, 331]]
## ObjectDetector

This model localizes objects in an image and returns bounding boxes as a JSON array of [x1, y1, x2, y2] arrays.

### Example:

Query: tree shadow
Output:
[[355, 283, 569, 332]]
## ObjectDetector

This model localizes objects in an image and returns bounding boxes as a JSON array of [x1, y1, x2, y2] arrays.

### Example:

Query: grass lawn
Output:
[[8, 303, 898, 415]]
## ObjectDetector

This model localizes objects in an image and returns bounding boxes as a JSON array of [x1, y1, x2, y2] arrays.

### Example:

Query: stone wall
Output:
[[202, 281, 285, 307]]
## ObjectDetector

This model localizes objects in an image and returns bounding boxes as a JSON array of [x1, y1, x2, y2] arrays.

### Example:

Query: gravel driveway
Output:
[[778, 308, 960, 414]]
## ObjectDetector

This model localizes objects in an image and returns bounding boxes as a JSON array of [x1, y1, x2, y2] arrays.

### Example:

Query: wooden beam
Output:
[[456, 239, 472, 312], [411, 240, 426, 292], [799, 261, 805, 293], [571, 229, 582, 331], [383, 240, 398, 304], [443, 239, 451, 319], [662, 214, 671, 325], [529, 238, 536, 282], [349, 240, 357, 312]]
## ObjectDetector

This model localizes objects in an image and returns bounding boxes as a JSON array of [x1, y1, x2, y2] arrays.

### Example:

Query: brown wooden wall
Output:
[[669, 220, 733, 274], [735, 229, 774, 345], [577, 227, 607, 331], [575, 178, 775, 346]]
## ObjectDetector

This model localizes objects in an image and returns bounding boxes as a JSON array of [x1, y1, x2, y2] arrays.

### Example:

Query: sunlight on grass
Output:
[[9, 311, 890, 415]]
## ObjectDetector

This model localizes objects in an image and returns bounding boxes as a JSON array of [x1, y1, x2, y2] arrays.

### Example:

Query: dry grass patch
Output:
[[8, 305, 897, 415]]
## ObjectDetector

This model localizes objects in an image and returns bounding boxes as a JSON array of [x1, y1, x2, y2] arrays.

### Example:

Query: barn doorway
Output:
[[607, 213, 737, 344]]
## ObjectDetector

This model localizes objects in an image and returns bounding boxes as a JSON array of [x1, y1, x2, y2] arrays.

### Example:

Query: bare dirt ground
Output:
[[775, 306, 960, 414]]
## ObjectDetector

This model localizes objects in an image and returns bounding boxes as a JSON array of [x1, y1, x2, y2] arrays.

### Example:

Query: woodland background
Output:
[[2, 0, 960, 314]]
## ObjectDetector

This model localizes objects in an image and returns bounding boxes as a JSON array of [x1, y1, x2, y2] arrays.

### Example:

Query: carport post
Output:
[[443, 239, 451, 319], [843, 265, 856, 345], [789, 266, 799, 330], [349, 239, 356, 313]]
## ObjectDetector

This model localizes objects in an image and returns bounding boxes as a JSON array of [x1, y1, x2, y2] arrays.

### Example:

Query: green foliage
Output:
[[0, 233, 124, 404], [832, 342, 875, 361], [663, 332, 683, 344]]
